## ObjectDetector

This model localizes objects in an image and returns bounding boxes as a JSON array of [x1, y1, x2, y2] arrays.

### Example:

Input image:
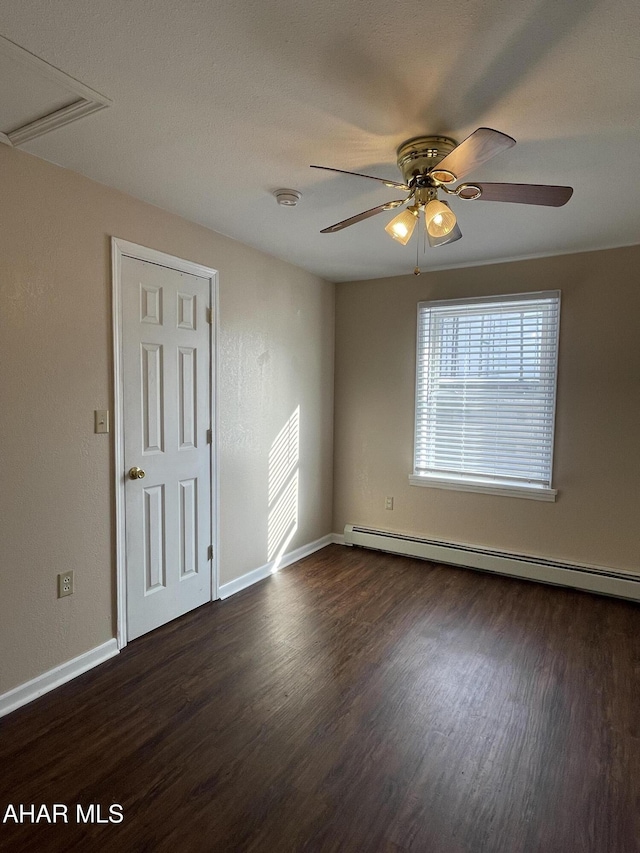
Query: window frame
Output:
[[410, 290, 561, 501]]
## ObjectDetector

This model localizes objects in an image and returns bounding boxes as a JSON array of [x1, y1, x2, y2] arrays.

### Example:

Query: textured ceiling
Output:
[[1, 0, 639, 281]]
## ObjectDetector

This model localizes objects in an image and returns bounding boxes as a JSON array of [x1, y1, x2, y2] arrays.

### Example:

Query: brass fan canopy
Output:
[[396, 135, 458, 184]]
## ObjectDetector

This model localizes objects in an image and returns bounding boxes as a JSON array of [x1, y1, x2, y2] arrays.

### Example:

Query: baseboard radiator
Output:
[[343, 524, 640, 603]]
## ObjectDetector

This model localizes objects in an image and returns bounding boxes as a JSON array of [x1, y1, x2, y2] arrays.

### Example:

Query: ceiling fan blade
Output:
[[320, 199, 407, 233], [311, 164, 410, 191], [434, 128, 516, 181], [465, 182, 574, 206]]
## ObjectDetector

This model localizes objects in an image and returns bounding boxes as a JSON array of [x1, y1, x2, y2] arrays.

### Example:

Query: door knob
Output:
[[128, 466, 146, 480]]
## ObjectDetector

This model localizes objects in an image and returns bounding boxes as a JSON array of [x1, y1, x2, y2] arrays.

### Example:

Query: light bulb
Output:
[[425, 199, 457, 238], [384, 207, 419, 245]]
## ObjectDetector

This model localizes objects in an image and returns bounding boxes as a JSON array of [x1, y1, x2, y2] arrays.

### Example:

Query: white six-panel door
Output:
[[120, 255, 212, 641]]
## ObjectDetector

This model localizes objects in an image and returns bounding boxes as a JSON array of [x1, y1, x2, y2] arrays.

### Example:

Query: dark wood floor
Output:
[[2, 545, 640, 852]]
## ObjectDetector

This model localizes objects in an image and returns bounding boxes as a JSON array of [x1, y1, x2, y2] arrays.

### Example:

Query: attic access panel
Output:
[[0, 35, 110, 147]]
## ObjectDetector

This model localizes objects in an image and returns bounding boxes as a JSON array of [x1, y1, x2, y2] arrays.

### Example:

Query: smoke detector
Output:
[[274, 189, 302, 207]]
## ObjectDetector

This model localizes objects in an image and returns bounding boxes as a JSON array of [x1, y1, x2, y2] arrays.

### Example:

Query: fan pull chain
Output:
[[413, 226, 421, 276]]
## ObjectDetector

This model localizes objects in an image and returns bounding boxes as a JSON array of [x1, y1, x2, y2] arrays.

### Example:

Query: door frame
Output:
[[111, 238, 220, 650]]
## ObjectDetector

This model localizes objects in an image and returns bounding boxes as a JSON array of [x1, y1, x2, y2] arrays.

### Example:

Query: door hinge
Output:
[[206, 307, 212, 325], [208, 545, 214, 561], [206, 428, 212, 444]]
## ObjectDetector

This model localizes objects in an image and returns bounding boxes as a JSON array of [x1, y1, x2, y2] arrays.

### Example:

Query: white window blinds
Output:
[[413, 291, 560, 496]]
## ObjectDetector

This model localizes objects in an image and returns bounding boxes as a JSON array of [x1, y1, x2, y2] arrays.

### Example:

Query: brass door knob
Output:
[[128, 466, 146, 480]]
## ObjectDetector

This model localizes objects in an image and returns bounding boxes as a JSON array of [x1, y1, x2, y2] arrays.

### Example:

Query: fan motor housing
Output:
[[396, 135, 458, 184]]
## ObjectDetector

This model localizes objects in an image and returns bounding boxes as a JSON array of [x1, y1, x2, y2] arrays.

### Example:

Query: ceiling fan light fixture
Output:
[[427, 219, 462, 248], [424, 199, 457, 238], [313, 128, 573, 265], [384, 206, 419, 245]]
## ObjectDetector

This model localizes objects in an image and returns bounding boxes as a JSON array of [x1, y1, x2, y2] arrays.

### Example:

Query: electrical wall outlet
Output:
[[385, 496, 394, 510], [58, 571, 74, 598]]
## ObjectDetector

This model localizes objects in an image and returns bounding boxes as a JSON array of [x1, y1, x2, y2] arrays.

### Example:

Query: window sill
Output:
[[408, 474, 557, 502]]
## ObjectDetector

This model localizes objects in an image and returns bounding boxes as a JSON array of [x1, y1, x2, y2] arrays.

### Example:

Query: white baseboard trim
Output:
[[0, 535, 339, 717], [219, 533, 336, 600], [344, 524, 640, 603], [0, 639, 119, 719]]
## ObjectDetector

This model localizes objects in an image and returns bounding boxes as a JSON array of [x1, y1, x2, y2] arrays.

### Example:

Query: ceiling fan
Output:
[[311, 128, 573, 250]]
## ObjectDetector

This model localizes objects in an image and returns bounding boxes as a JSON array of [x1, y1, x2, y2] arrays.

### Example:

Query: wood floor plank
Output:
[[1, 545, 639, 852]]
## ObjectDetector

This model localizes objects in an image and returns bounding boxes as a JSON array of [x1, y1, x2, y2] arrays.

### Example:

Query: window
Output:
[[410, 291, 560, 500]]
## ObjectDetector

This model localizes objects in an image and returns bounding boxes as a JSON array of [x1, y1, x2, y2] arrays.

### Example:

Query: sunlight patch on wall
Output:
[[267, 406, 300, 569]]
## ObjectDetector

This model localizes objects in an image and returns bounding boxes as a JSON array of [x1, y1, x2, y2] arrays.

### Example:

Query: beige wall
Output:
[[0, 146, 334, 694], [333, 247, 640, 573]]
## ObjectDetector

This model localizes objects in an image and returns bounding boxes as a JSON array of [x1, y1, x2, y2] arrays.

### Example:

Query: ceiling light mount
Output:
[[396, 136, 458, 185], [274, 189, 302, 207]]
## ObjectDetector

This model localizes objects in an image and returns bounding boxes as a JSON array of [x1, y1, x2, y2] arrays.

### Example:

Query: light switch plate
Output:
[[94, 410, 109, 434]]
